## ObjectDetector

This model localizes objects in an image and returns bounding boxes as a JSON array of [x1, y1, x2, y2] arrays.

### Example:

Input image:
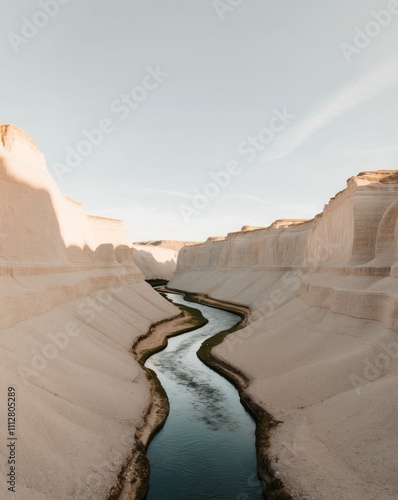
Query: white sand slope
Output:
[[0, 125, 179, 499], [170, 170, 398, 500]]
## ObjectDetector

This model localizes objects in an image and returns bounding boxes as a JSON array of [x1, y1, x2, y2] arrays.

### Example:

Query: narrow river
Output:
[[145, 292, 263, 500]]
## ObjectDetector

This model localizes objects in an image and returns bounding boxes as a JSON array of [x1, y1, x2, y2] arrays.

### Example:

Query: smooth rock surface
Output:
[[0, 125, 179, 499], [132, 245, 178, 280], [170, 170, 398, 500], [131, 241, 200, 280]]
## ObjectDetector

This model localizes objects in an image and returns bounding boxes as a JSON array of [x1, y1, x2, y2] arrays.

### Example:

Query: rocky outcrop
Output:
[[0, 125, 179, 499], [170, 170, 398, 500]]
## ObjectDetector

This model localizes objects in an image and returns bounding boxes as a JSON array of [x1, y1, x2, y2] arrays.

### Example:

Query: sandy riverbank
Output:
[[111, 289, 294, 499], [173, 291, 293, 500], [110, 301, 208, 499]]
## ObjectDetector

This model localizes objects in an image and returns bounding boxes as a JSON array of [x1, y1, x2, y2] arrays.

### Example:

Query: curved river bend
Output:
[[145, 292, 263, 500]]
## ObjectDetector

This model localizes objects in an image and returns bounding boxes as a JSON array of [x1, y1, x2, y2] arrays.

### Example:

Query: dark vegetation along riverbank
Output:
[[145, 279, 169, 288], [108, 299, 208, 500], [166, 287, 293, 500], [109, 287, 292, 499]]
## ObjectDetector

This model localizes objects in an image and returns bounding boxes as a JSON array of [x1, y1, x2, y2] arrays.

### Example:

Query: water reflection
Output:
[[145, 293, 263, 500]]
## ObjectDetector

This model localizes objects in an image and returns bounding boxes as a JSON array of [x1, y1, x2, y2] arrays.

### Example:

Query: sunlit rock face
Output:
[[131, 241, 200, 280], [132, 245, 178, 280], [0, 125, 178, 499], [170, 170, 398, 500]]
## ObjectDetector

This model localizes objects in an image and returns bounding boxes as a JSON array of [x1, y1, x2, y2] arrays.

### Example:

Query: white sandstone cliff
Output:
[[131, 245, 178, 280], [0, 125, 179, 499], [169, 170, 398, 500], [131, 241, 200, 280]]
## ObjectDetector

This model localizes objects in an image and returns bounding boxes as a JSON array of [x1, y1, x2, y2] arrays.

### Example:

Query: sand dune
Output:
[[170, 170, 398, 499]]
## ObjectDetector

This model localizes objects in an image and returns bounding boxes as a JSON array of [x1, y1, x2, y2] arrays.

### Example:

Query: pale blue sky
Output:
[[1, 0, 398, 241]]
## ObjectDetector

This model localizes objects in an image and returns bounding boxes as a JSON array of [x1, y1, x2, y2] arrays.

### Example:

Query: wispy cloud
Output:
[[260, 54, 398, 165]]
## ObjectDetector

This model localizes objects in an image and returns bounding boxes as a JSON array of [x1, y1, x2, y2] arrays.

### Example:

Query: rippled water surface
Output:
[[145, 293, 263, 500]]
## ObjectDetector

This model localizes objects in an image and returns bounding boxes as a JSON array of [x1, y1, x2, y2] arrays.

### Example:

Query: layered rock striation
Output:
[[0, 125, 178, 499], [170, 170, 398, 500]]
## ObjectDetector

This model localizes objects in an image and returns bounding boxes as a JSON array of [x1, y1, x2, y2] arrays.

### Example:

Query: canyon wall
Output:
[[132, 245, 178, 280], [0, 125, 179, 499], [170, 171, 398, 500], [131, 241, 200, 280]]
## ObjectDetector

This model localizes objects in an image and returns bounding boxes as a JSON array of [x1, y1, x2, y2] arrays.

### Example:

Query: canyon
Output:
[[1, 123, 398, 499]]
